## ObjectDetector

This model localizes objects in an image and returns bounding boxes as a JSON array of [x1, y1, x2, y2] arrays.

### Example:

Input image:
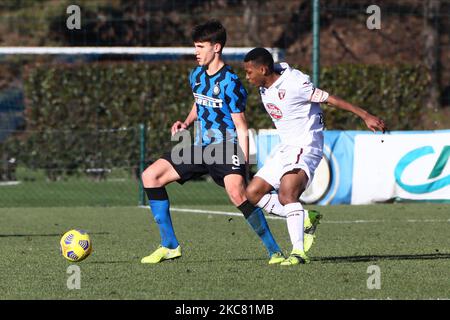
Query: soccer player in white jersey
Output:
[[243, 47, 386, 266]]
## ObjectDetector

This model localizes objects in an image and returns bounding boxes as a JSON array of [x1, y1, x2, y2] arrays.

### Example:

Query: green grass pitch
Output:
[[0, 193, 449, 299]]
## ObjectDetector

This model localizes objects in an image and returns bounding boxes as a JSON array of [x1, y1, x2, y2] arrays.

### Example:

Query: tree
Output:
[[423, 0, 441, 116]]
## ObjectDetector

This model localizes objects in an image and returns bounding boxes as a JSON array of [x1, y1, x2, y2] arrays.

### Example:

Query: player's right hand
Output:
[[364, 114, 386, 134], [171, 121, 188, 136]]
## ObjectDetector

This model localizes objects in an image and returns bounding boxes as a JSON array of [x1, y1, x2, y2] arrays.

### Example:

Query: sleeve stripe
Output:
[[311, 88, 329, 103]]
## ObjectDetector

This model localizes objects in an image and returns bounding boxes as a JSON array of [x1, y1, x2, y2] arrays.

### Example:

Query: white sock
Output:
[[256, 193, 285, 217], [284, 202, 305, 252], [256, 194, 311, 223]]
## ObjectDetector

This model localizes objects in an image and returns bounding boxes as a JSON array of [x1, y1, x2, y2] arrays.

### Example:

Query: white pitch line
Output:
[[172, 208, 385, 224], [407, 219, 450, 223], [324, 220, 384, 224], [139, 206, 450, 224], [171, 207, 247, 218]]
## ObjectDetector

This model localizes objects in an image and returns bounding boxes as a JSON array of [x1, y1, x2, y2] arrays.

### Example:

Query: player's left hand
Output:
[[364, 114, 386, 133]]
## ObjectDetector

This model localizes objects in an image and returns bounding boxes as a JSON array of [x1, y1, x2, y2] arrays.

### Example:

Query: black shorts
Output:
[[161, 142, 246, 187]]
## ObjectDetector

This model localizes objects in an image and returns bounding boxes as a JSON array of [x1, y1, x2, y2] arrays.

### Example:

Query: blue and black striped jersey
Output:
[[189, 65, 247, 146]]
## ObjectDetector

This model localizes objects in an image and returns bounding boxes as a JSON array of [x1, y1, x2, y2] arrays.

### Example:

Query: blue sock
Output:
[[145, 188, 179, 249], [238, 201, 281, 256]]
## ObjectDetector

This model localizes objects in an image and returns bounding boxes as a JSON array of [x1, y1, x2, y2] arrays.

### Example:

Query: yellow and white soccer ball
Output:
[[60, 229, 92, 262]]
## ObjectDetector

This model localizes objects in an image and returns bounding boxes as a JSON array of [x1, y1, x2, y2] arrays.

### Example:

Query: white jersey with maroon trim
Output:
[[259, 62, 324, 155]]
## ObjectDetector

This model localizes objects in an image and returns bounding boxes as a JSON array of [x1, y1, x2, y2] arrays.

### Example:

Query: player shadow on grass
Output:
[[74, 254, 450, 265], [89, 260, 131, 264], [156, 253, 450, 264], [176, 257, 269, 264], [313, 253, 450, 263]]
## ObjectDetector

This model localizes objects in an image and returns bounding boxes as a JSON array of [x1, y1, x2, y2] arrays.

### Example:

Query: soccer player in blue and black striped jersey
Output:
[[140, 20, 285, 265]]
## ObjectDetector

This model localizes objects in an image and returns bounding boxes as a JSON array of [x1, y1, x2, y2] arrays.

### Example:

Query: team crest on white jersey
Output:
[[278, 89, 286, 100], [265, 103, 283, 120]]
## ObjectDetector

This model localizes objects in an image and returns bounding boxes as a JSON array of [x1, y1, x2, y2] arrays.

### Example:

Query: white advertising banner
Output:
[[351, 131, 450, 204]]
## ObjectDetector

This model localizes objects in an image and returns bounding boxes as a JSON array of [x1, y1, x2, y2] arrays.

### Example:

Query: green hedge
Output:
[[318, 64, 430, 130], [1, 61, 430, 179]]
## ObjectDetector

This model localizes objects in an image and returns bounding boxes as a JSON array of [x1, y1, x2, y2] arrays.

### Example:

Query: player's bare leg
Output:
[[223, 174, 247, 206], [247, 176, 287, 216], [279, 169, 311, 265], [247, 176, 321, 247], [225, 174, 284, 264], [142, 158, 181, 188], [141, 159, 182, 264], [245, 176, 274, 208]]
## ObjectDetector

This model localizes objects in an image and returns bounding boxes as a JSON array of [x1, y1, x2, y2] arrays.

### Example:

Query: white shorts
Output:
[[255, 144, 323, 190]]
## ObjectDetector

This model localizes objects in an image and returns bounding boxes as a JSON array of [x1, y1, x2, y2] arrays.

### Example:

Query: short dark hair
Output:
[[191, 20, 227, 50], [244, 47, 274, 72]]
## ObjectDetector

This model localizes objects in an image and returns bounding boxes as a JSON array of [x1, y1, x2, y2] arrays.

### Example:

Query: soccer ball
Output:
[[60, 229, 92, 262]]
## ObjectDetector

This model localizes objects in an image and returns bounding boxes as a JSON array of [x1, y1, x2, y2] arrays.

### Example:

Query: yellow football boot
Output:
[[141, 245, 181, 264], [304, 210, 322, 253], [268, 252, 286, 265], [280, 249, 310, 266]]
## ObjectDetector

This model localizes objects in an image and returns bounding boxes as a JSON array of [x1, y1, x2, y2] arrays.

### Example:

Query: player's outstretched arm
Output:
[[171, 102, 198, 136], [325, 95, 386, 133]]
